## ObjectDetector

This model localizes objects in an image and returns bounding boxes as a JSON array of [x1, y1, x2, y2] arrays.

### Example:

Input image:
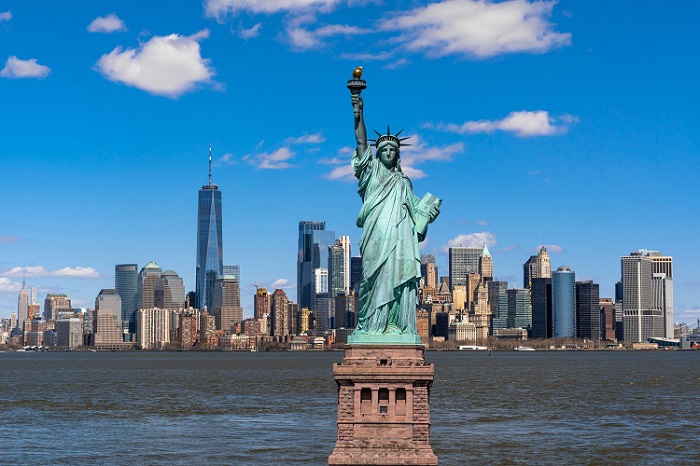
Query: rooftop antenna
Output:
[[208, 143, 213, 186]]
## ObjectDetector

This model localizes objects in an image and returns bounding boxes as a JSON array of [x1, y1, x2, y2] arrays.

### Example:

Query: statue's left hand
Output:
[[428, 205, 440, 222]]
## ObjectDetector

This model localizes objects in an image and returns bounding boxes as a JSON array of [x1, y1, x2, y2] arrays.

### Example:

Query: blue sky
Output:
[[1, 0, 699, 326]]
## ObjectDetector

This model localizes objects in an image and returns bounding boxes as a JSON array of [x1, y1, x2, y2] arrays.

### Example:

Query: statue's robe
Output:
[[352, 147, 422, 336]]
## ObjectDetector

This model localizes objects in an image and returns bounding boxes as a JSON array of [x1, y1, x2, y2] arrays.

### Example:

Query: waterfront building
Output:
[[448, 247, 481, 289], [199, 310, 217, 346], [479, 243, 493, 281], [137, 308, 171, 350], [17, 279, 28, 331], [254, 288, 270, 320], [652, 273, 674, 339], [523, 246, 552, 289], [314, 292, 331, 335], [531, 277, 553, 339], [621, 251, 666, 342], [575, 281, 600, 340], [211, 275, 243, 332], [56, 318, 83, 349], [552, 266, 575, 338], [155, 270, 186, 310], [600, 298, 616, 340], [470, 280, 491, 340], [489, 281, 509, 331], [137, 262, 162, 310], [44, 294, 71, 322], [298, 307, 311, 334], [196, 146, 223, 312], [314, 267, 329, 327], [115, 264, 138, 336], [329, 238, 350, 300], [449, 320, 477, 342], [94, 289, 123, 346], [271, 289, 291, 340], [177, 309, 200, 349], [508, 287, 532, 329], [297, 221, 335, 311]]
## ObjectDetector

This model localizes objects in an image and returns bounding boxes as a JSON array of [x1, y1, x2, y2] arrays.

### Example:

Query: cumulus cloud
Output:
[[424, 111, 577, 137], [0, 56, 51, 79], [381, 0, 571, 58], [87, 13, 127, 33], [205, 0, 339, 18], [271, 278, 295, 289], [440, 232, 497, 253], [285, 132, 326, 144], [245, 147, 296, 169], [94, 30, 215, 98], [0, 11, 11, 22], [0, 277, 21, 293], [2, 266, 102, 279]]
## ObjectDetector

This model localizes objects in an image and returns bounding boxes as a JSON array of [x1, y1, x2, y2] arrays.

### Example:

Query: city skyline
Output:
[[1, 1, 699, 325]]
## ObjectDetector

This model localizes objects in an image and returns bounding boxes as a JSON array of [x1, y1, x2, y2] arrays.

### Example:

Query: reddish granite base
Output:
[[328, 345, 438, 466]]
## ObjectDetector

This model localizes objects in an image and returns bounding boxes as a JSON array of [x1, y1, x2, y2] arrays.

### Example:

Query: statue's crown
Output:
[[370, 125, 411, 148]]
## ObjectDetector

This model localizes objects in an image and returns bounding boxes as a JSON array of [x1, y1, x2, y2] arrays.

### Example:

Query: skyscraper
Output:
[[523, 246, 552, 289], [94, 289, 123, 345], [137, 262, 162, 310], [17, 279, 28, 331], [212, 274, 243, 331], [297, 221, 335, 310], [420, 254, 438, 289], [155, 270, 186, 310], [196, 146, 223, 312], [575, 280, 600, 340], [531, 277, 553, 339], [115, 264, 138, 335], [271, 289, 291, 340], [621, 250, 668, 342], [44, 294, 71, 322], [449, 247, 481, 289], [552, 266, 575, 338]]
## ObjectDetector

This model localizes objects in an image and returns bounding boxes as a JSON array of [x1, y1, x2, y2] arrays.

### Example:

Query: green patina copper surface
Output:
[[347, 70, 440, 345]]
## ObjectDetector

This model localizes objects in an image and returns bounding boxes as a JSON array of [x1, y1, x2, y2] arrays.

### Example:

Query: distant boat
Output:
[[513, 346, 536, 352], [459, 345, 488, 351]]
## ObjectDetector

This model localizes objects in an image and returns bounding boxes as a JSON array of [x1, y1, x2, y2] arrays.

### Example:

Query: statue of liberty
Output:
[[347, 68, 441, 345]]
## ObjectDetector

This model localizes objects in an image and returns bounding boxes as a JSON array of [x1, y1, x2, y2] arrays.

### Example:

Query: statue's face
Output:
[[379, 143, 399, 168]]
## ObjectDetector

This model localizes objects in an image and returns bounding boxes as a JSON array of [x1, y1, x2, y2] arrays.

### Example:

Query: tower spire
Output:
[[208, 144, 213, 186]]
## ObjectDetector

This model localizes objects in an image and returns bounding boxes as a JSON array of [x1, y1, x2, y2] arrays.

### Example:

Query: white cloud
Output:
[[215, 153, 236, 166], [0, 11, 11, 22], [271, 278, 295, 289], [0, 278, 20, 293], [87, 13, 127, 33], [441, 232, 497, 253], [501, 245, 520, 252], [0, 56, 51, 79], [534, 243, 564, 253], [424, 111, 576, 137], [381, 0, 571, 58], [285, 132, 326, 144], [239, 23, 262, 39], [475, 220, 489, 226], [247, 147, 296, 169], [2, 266, 102, 279], [339, 51, 394, 62], [205, 0, 339, 18], [324, 164, 354, 182], [94, 30, 215, 98]]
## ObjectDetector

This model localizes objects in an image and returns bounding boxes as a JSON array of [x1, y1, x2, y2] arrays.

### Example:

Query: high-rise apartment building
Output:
[[44, 294, 71, 322], [448, 247, 481, 289], [552, 266, 575, 338], [621, 250, 667, 342], [334, 290, 357, 329], [115, 264, 138, 335], [271, 289, 291, 339], [138, 262, 162, 310], [599, 298, 616, 341], [297, 221, 335, 311], [329, 241, 347, 299], [523, 246, 552, 289], [137, 308, 171, 350], [575, 281, 600, 340], [254, 287, 270, 320], [196, 146, 223, 312]]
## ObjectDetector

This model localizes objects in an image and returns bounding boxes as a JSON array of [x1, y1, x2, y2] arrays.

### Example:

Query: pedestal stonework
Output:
[[328, 345, 438, 465]]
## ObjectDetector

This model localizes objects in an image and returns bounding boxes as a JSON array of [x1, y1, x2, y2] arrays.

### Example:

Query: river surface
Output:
[[0, 350, 697, 465]]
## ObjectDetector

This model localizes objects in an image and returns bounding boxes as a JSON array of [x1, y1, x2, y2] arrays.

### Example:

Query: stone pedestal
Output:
[[328, 345, 438, 465]]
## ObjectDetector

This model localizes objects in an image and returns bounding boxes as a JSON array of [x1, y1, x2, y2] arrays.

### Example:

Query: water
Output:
[[0, 350, 697, 465]]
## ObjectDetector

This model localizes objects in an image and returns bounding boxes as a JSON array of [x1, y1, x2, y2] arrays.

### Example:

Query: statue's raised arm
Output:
[[352, 94, 368, 156]]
